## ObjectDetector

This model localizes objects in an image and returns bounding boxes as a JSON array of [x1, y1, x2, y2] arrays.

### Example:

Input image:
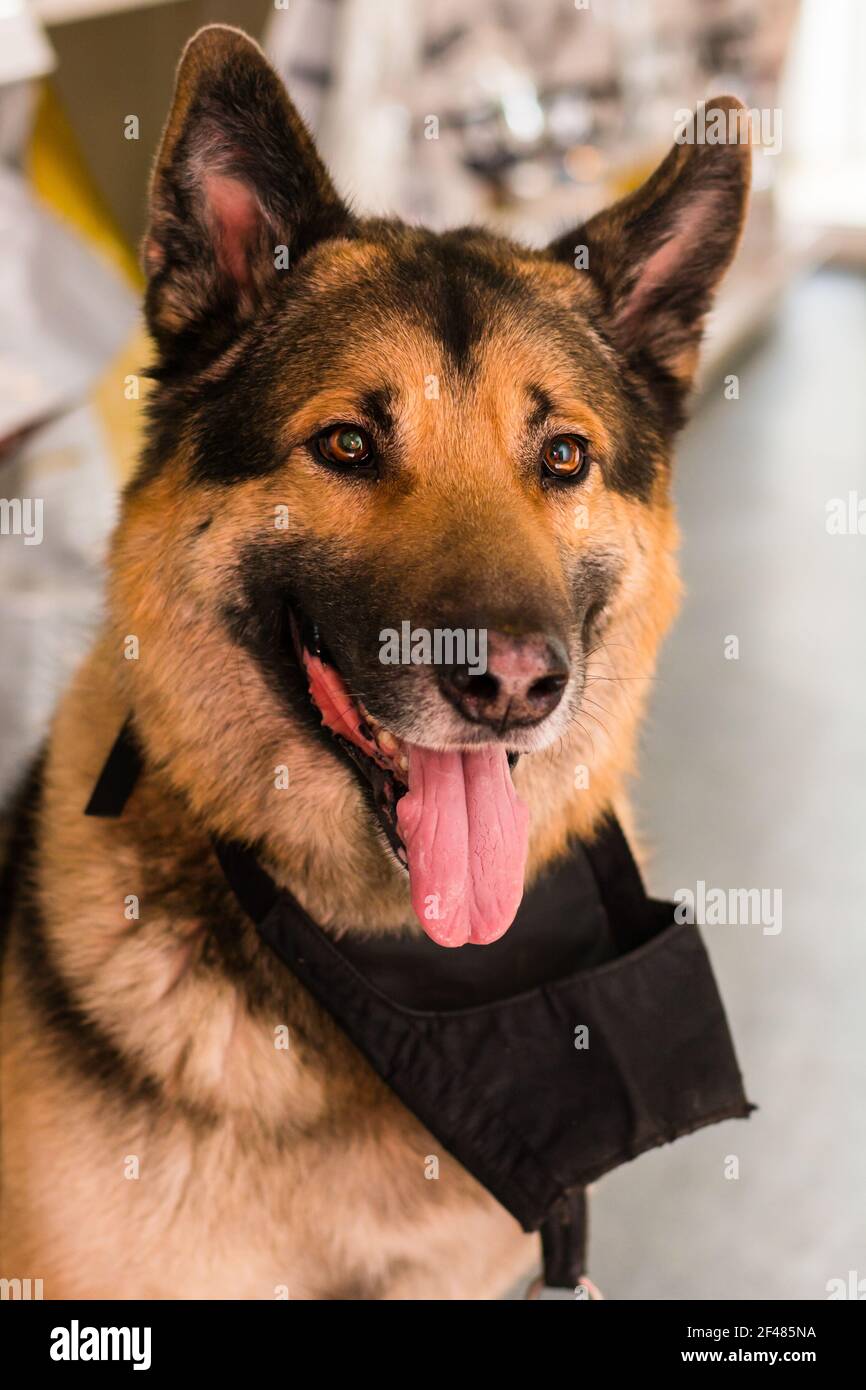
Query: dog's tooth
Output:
[[396, 753, 408, 772], [378, 730, 399, 755]]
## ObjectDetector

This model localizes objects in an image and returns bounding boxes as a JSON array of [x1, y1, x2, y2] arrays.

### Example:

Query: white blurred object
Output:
[[0, 2, 54, 88], [266, 0, 422, 217], [779, 0, 866, 233], [0, 165, 137, 441], [0, 405, 117, 792], [0, 0, 54, 161]]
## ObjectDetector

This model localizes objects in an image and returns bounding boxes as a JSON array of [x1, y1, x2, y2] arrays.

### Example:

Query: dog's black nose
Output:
[[438, 630, 569, 730]]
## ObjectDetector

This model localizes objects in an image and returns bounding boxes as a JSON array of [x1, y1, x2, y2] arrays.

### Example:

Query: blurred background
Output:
[[1, 0, 864, 1299]]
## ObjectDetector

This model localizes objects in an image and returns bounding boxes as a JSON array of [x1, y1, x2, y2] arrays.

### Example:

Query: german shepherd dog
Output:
[[0, 27, 750, 1299]]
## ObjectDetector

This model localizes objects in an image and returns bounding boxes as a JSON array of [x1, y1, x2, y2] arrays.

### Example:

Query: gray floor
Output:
[[590, 267, 866, 1300]]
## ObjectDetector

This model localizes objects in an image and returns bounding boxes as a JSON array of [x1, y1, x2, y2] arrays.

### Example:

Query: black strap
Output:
[[84, 718, 142, 817], [540, 1190, 588, 1289], [212, 838, 280, 926], [582, 812, 654, 953]]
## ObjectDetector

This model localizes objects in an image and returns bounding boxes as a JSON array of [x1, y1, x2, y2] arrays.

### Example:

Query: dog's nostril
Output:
[[455, 672, 500, 702], [528, 673, 567, 702]]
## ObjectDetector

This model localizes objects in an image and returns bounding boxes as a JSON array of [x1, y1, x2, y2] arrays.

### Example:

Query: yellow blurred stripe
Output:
[[25, 80, 149, 483], [25, 78, 143, 291]]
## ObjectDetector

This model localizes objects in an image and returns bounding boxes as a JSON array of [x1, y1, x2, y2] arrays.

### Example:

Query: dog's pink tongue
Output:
[[396, 746, 529, 948]]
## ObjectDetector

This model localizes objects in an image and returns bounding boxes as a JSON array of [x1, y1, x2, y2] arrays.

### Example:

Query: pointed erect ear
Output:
[[144, 25, 351, 362], [549, 96, 751, 419]]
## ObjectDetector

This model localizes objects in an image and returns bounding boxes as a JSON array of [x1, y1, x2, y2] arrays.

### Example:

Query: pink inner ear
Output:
[[203, 173, 261, 291], [618, 196, 714, 332]]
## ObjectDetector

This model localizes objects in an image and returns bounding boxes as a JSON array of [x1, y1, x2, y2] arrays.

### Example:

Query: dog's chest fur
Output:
[[0, 734, 535, 1300]]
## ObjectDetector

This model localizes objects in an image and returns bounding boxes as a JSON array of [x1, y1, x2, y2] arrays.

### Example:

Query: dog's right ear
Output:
[[547, 96, 751, 426], [144, 25, 351, 363]]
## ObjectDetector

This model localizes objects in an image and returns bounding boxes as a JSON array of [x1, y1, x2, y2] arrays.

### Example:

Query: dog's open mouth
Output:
[[289, 610, 529, 948]]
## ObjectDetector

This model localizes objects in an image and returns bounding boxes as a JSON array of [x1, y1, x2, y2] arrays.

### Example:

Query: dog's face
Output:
[[113, 26, 749, 943]]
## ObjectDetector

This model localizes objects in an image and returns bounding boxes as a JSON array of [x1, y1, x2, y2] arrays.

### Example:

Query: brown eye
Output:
[[316, 425, 373, 467], [542, 434, 587, 480]]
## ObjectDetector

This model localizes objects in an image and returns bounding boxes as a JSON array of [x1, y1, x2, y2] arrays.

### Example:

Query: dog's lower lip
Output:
[[287, 604, 410, 864]]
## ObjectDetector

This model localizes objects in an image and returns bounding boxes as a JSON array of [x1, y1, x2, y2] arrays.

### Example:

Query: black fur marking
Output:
[[0, 752, 46, 969], [526, 385, 553, 434], [220, 552, 315, 732], [604, 368, 669, 502], [220, 540, 412, 831], [4, 762, 214, 1125], [573, 553, 622, 650], [385, 231, 524, 374], [16, 900, 190, 1119], [432, 262, 478, 372], [359, 385, 395, 436]]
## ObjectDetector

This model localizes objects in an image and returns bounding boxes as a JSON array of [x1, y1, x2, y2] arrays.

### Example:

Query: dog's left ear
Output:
[[144, 24, 351, 362], [549, 96, 751, 420]]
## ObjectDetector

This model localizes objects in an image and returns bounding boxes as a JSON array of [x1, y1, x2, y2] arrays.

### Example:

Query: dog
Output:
[[0, 25, 750, 1299]]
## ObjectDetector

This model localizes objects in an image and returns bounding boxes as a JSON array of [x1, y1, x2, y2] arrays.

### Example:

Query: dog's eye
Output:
[[315, 425, 373, 468], [542, 434, 588, 480]]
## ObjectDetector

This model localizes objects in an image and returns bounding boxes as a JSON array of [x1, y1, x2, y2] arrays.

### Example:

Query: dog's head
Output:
[[113, 25, 750, 943]]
